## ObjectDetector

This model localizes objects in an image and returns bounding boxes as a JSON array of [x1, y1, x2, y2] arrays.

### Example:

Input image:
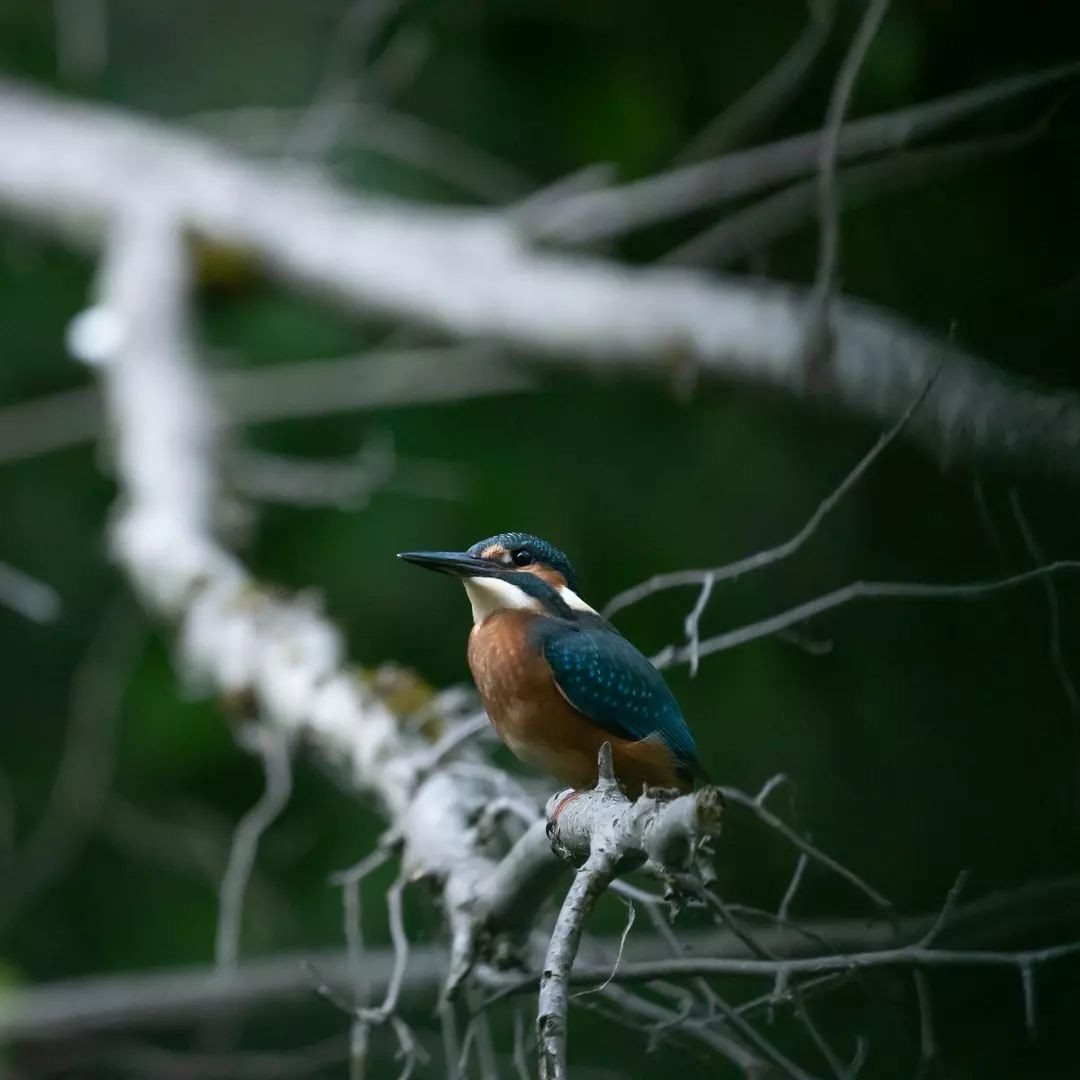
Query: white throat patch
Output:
[[464, 577, 543, 623], [463, 577, 599, 623]]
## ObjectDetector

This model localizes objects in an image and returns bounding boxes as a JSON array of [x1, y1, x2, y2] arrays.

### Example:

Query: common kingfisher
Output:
[[399, 532, 706, 797]]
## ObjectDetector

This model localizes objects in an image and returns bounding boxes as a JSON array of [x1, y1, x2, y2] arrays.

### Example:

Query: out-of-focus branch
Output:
[[665, 135, 1029, 267], [675, 0, 835, 163], [191, 102, 533, 202], [215, 727, 294, 975], [5, 596, 143, 918], [0, 558, 61, 623], [67, 180, 752, 1078], [2, 80, 1080, 476], [808, 0, 890, 324], [0, 346, 532, 468], [525, 60, 1079, 242], [78, 204, 569, 1006], [1, 947, 442, 1043], [8, 876, 1080, 1042]]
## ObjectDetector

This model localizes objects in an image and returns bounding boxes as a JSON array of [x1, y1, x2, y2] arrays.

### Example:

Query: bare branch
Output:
[[791, 990, 852, 1080], [191, 102, 533, 202], [655, 562, 1080, 669], [286, 0, 405, 160], [2, 80, 1080, 475], [0, 346, 530, 469], [27, 1034, 349, 1080], [549, 936, 1080, 984], [512, 1007, 533, 1080], [596, 984, 769, 1078], [215, 727, 294, 974], [7, 596, 143, 915], [676, 1, 835, 162], [537, 854, 618, 1080], [9, 876, 1079, 1042], [809, 0, 890, 325], [665, 135, 1028, 268], [571, 896, 636, 999], [605, 372, 936, 618], [53, 0, 108, 83], [1009, 490, 1080, 715], [0, 558, 61, 623], [719, 779, 891, 913], [920, 872, 969, 947], [527, 60, 1080, 242], [536, 745, 726, 1079]]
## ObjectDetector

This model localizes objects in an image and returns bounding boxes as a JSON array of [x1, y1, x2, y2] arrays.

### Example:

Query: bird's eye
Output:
[[511, 548, 533, 567]]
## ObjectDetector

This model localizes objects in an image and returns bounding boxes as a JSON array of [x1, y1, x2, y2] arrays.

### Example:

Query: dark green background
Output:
[[2, 1, 1079, 1076]]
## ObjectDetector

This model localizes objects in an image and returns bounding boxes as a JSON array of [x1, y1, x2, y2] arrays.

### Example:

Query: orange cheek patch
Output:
[[481, 544, 507, 561], [521, 565, 566, 590]]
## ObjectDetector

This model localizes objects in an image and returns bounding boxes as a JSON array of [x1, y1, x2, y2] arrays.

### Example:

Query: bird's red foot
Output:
[[546, 789, 584, 839]]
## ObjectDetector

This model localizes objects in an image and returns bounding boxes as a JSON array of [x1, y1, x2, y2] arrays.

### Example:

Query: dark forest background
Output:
[[2, 1, 1080, 1076]]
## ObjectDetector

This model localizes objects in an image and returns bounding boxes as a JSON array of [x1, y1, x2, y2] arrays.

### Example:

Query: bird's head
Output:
[[398, 531, 594, 623]]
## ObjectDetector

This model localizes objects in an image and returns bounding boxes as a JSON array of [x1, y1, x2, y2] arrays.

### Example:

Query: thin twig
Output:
[[215, 727, 294, 974], [810, 0, 891, 325], [720, 779, 892, 912], [596, 984, 767, 1078], [545, 937, 1080, 983], [684, 574, 715, 677], [0, 558, 61, 623], [527, 60, 1080, 242], [654, 562, 1080, 670], [9, 596, 143, 914], [605, 373, 937, 618], [286, 0, 404, 160], [792, 990, 850, 1080], [676, 0, 835, 162], [572, 896, 636, 998], [665, 135, 1026, 267], [1008, 490, 1080, 715], [512, 1007, 533, 1080]]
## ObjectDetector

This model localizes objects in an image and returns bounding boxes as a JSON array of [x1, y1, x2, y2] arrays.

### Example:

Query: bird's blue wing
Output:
[[533, 618, 703, 777]]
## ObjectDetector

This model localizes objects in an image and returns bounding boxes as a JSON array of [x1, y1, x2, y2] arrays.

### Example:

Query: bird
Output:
[[398, 532, 706, 802]]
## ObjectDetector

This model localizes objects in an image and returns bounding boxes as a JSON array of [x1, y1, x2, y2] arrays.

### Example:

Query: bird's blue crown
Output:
[[467, 532, 579, 593]]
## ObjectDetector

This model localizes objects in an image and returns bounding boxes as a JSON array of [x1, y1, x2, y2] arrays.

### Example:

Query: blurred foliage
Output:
[[1, 0, 1080, 1076]]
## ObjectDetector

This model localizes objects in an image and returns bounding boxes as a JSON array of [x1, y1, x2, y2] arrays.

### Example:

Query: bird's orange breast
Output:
[[467, 611, 685, 793]]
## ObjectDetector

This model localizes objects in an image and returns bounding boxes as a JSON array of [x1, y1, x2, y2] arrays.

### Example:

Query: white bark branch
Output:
[[73, 188, 736, 1077], [1, 79, 1079, 476], [82, 203, 568, 1001], [537, 746, 726, 1079]]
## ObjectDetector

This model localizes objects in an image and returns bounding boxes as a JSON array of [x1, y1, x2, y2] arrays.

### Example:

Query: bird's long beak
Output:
[[397, 550, 497, 578]]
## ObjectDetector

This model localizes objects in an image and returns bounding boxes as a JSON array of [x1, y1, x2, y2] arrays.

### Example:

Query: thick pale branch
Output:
[[77, 205, 564, 1009], [1, 80, 1080, 475], [536, 747, 726, 1079]]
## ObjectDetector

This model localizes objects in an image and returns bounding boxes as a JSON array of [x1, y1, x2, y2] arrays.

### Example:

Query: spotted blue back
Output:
[[532, 618, 703, 778]]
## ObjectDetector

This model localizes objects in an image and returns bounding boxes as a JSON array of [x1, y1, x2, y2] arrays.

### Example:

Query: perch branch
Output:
[[537, 745, 726, 1079]]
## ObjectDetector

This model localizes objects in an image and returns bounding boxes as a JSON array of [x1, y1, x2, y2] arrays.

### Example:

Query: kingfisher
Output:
[[398, 532, 706, 799]]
